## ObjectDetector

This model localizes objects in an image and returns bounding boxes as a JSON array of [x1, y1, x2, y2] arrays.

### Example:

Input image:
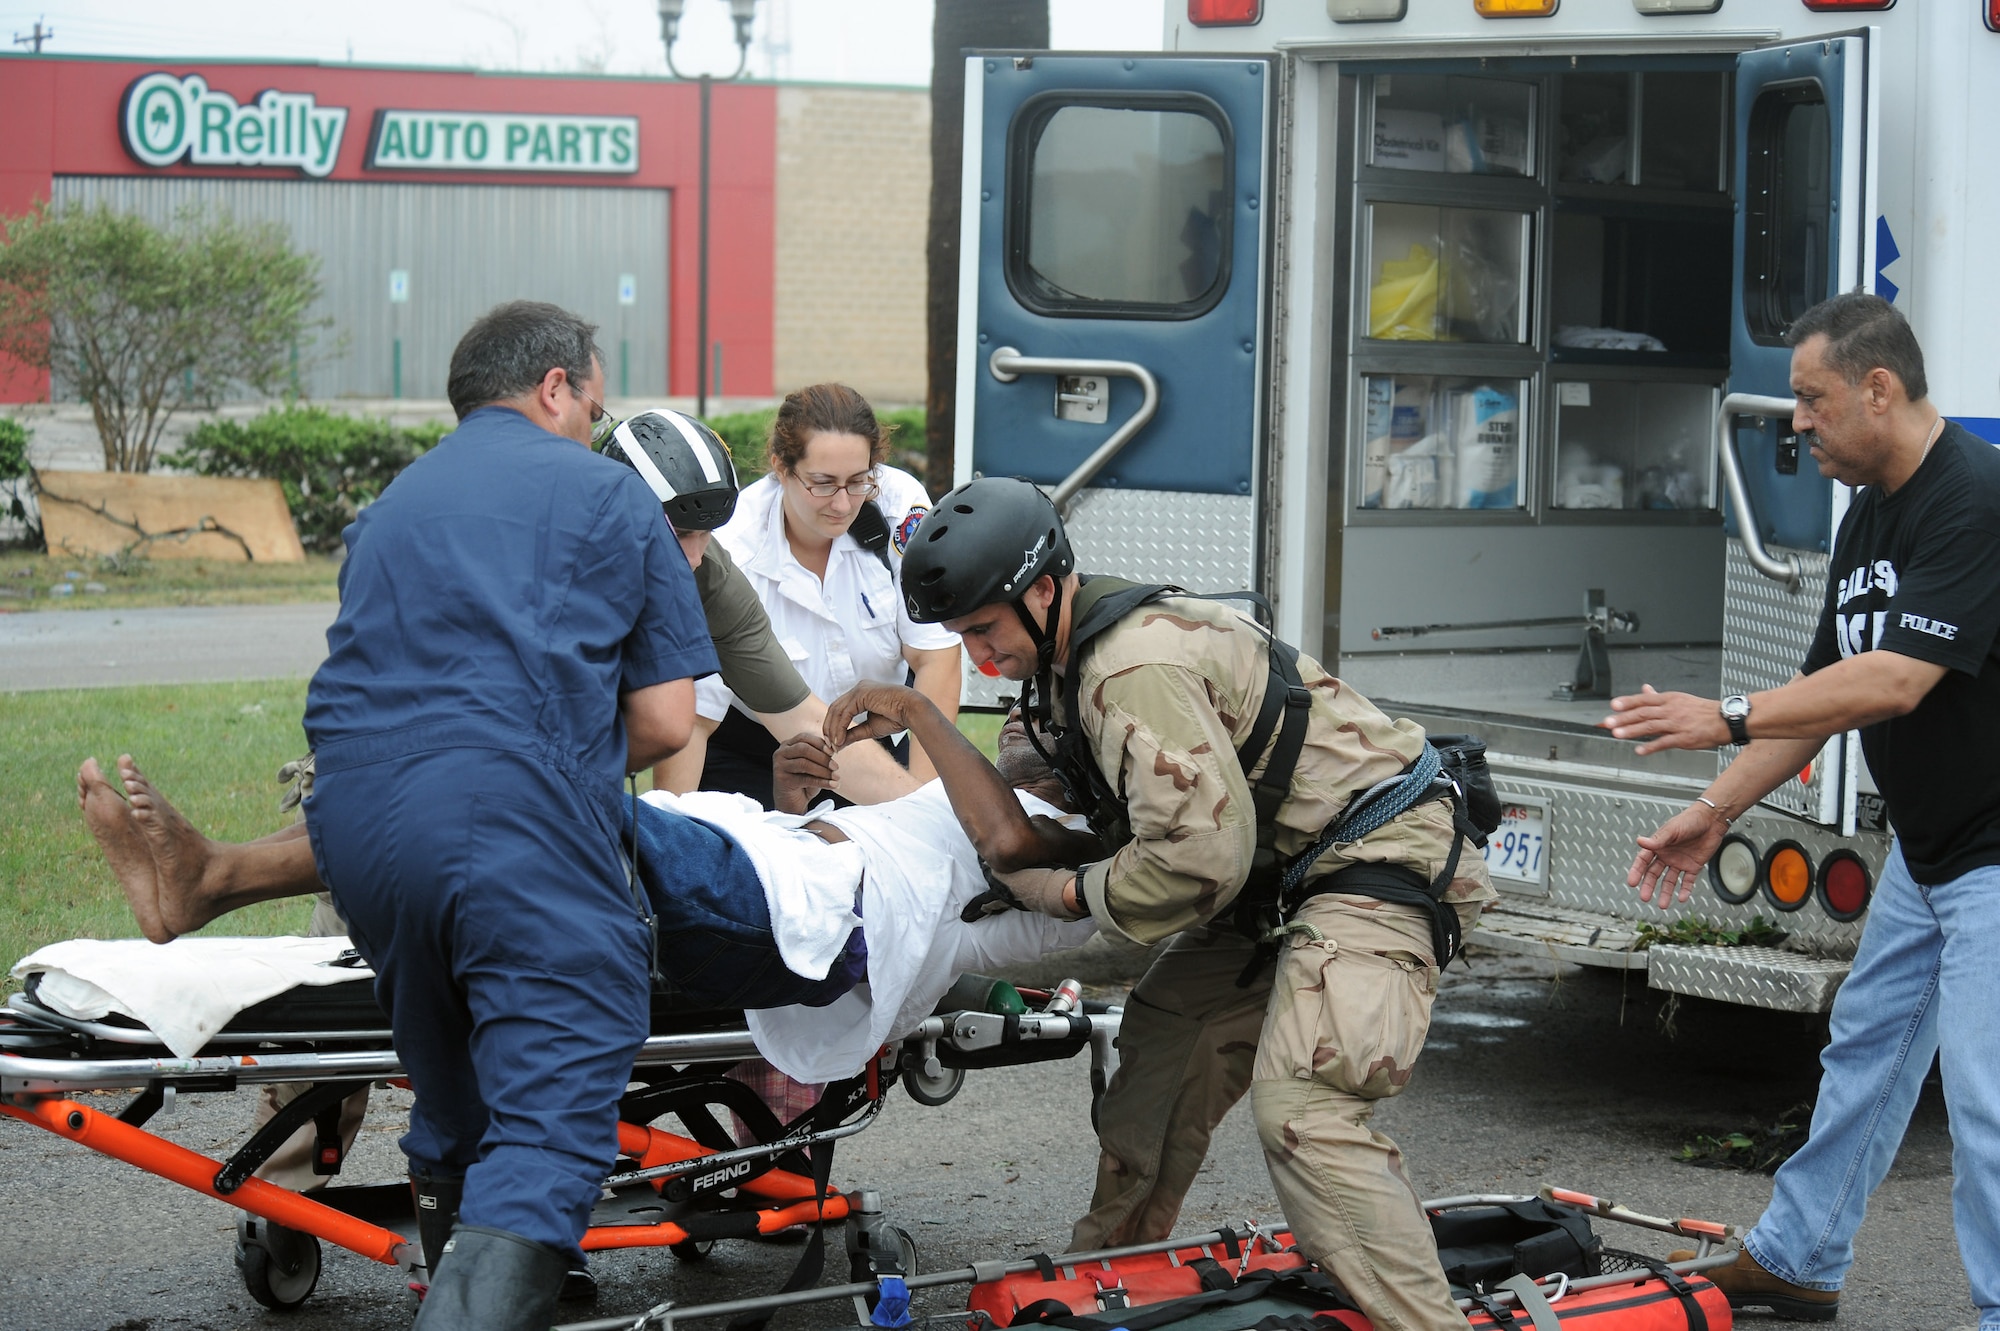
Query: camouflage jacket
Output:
[[1060, 578, 1496, 945]]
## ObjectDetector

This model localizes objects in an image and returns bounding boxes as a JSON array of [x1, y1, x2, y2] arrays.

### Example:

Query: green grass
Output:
[[0, 549, 342, 612], [1, 678, 319, 984], [1, 680, 1007, 988]]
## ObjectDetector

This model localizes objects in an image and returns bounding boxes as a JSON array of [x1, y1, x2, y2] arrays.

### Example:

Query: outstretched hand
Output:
[[1628, 803, 1729, 909], [823, 681, 933, 751], [1601, 684, 1729, 756]]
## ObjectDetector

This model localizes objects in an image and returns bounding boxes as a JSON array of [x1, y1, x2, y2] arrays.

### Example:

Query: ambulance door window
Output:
[[1744, 85, 1831, 342], [1008, 97, 1231, 319]]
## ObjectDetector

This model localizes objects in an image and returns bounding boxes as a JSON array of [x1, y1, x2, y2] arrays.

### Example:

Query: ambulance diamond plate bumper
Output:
[[1645, 944, 1851, 1014]]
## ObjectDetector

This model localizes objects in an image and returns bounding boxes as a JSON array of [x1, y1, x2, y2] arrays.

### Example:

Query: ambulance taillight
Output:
[[1473, 0, 1560, 15], [1186, 0, 1261, 26]]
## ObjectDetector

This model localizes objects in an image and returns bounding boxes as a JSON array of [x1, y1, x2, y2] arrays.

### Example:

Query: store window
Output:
[[1009, 97, 1231, 318], [1744, 84, 1831, 342], [1359, 374, 1528, 511]]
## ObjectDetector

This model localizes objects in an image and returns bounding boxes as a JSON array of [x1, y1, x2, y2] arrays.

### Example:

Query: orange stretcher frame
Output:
[[0, 1091, 863, 1272]]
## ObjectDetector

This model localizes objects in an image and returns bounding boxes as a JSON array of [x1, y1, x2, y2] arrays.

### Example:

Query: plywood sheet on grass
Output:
[[36, 471, 305, 563]]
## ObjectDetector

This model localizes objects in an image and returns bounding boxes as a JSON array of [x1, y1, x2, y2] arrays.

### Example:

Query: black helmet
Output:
[[902, 477, 1074, 623], [603, 409, 739, 532]]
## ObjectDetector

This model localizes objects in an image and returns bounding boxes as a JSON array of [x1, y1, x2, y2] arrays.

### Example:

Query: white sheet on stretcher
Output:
[[15, 783, 1097, 1078], [10, 935, 368, 1058], [709, 782, 1100, 1084]]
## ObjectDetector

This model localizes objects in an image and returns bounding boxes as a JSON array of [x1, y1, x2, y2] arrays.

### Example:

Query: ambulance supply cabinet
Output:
[[1334, 65, 1733, 683]]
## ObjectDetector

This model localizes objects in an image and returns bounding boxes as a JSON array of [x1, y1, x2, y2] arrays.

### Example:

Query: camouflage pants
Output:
[[253, 893, 371, 1192], [1071, 894, 1478, 1331]]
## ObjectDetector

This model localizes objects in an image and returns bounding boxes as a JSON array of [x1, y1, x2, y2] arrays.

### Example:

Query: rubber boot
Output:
[[412, 1225, 566, 1331], [409, 1170, 465, 1281]]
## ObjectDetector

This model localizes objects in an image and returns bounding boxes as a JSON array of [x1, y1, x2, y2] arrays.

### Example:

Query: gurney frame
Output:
[[1, 988, 1122, 1314]]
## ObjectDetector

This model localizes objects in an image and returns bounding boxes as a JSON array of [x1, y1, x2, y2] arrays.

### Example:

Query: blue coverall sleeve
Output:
[[612, 481, 721, 693]]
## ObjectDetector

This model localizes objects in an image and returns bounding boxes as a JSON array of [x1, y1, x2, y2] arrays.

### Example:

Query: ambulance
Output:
[[951, 0, 2000, 1012]]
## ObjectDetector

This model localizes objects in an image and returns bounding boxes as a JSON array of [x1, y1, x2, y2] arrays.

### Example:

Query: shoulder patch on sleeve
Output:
[[892, 506, 928, 555]]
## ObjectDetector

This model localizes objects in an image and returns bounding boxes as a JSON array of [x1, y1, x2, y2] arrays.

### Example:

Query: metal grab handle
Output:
[[989, 347, 1160, 512], [1717, 392, 1805, 593]]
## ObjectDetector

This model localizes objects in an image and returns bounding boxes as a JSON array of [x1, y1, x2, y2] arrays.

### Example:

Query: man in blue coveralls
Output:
[[302, 301, 719, 1331]]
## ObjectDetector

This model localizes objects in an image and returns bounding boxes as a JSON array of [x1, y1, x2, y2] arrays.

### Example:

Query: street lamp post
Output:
[[657, 0, 758, 419]]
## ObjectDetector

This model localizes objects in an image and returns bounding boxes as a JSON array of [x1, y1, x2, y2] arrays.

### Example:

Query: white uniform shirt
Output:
[[695, 464, 959, 722]]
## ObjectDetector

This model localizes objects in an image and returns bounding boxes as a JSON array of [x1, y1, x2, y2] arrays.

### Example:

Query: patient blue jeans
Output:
[[622, 796, 866, 1011], [1744, 844, 2000, 1327]]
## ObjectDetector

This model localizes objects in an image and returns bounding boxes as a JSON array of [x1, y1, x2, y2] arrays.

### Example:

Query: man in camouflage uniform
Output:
[[896, 478, 1494, 1331]]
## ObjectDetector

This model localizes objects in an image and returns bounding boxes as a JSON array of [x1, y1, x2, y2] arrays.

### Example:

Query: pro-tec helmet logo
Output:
[[1006, 533, 1049, 593]]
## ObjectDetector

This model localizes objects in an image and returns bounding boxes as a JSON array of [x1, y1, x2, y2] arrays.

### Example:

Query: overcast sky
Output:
[[0, 1, 1167, 85]]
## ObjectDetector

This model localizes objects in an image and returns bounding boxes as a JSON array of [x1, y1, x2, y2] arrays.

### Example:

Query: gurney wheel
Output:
[[670, 1238, 716, 1262], [900, 1059, 965, 1107], [234, 1214, 322, 1311]]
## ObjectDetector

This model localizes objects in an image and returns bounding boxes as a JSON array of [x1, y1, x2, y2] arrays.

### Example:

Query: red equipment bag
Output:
[[971, 1246, 1730, 1331], [969, 1233, 1310, 1327]]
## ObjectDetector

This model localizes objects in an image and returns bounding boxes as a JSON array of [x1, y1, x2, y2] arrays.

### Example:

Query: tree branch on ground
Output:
[[34, 471, 258, 562]]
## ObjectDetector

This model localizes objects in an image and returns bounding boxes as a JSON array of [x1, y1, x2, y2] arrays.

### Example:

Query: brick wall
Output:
[[773, 84, 929, 407]]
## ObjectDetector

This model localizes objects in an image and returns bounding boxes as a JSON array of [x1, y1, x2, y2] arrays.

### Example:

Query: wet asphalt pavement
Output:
[[0, 949, 1970, 1331]]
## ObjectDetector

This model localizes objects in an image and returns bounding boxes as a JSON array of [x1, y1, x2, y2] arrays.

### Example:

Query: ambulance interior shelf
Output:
[[1356, 64, 1732, 518]]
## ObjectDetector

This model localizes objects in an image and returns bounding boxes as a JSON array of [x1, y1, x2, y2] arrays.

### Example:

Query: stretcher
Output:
[[0, 955, 1121, 1315], [549, 1189, 1741, 1331]]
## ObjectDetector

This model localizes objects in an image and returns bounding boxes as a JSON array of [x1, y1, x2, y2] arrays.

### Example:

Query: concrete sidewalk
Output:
[[0, 603, 337, 692]]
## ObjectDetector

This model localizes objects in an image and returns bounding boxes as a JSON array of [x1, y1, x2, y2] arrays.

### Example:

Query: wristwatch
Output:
[[1719, 695, 1752, 746]]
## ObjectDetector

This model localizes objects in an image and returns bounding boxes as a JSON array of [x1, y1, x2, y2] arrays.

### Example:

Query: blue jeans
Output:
[[1746, 843, 2000, 1327]]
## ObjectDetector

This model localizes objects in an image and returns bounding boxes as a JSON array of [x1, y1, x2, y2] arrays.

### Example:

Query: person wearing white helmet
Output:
[[604, 405, 921, 806]]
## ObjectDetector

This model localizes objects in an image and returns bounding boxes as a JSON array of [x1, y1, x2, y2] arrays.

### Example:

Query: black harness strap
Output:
[[1637, 1258, 1712, 1331]]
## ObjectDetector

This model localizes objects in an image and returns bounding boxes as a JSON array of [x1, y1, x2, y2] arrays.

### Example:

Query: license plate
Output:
[[1482, 802, 1547, 885]]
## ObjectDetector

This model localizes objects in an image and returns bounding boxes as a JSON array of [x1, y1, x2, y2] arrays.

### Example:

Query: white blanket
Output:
[[11, 935, 370, 1058], [737, 783, 1099, 1082]]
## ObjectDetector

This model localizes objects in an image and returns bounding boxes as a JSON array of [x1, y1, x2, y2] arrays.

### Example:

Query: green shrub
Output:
[[164, 406, 441, 551], [0, 415, 40, 550]]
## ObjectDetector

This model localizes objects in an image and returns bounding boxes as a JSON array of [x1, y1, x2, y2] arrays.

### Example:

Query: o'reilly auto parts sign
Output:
[[121, 73, 349, 177], [366, 110, 638, 173], [117, 72, 638, 180]]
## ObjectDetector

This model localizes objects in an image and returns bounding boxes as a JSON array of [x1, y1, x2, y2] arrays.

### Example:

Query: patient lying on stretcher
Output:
[[76, 682, 1102, 1082]]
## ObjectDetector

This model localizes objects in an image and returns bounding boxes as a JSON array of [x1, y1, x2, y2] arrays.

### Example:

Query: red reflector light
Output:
[[1188, 0, 1262, 24], [1801, 0, 1894, 10], [977, 660, 1001, 678], [1763, 841, 1814, 911], [1819, 849, 1871, 921], [1989, 0, 2000, 31]]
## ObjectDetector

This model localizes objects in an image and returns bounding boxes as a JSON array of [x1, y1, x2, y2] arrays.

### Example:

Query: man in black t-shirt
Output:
[[1604, 293, 2000, 1326]]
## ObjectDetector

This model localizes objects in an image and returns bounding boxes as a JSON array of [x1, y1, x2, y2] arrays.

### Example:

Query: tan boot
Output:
[[1667, 1248, 1839, 1322]]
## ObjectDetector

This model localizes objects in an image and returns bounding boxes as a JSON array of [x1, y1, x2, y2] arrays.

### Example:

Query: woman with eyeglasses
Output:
[[671, 382, 962, 808]]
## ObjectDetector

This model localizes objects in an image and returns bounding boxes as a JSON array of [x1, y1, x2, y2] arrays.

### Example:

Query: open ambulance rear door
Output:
[[952, 53, 1277, 699], [1718, 31, 1880, 840]]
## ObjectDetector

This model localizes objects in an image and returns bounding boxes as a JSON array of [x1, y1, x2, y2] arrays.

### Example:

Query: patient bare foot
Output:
[[119, 754, 218, 937], [79, 757, 174, 944]]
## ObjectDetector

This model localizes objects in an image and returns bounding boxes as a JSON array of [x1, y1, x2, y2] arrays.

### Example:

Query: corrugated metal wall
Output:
[[52, 176, 670, 401]]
